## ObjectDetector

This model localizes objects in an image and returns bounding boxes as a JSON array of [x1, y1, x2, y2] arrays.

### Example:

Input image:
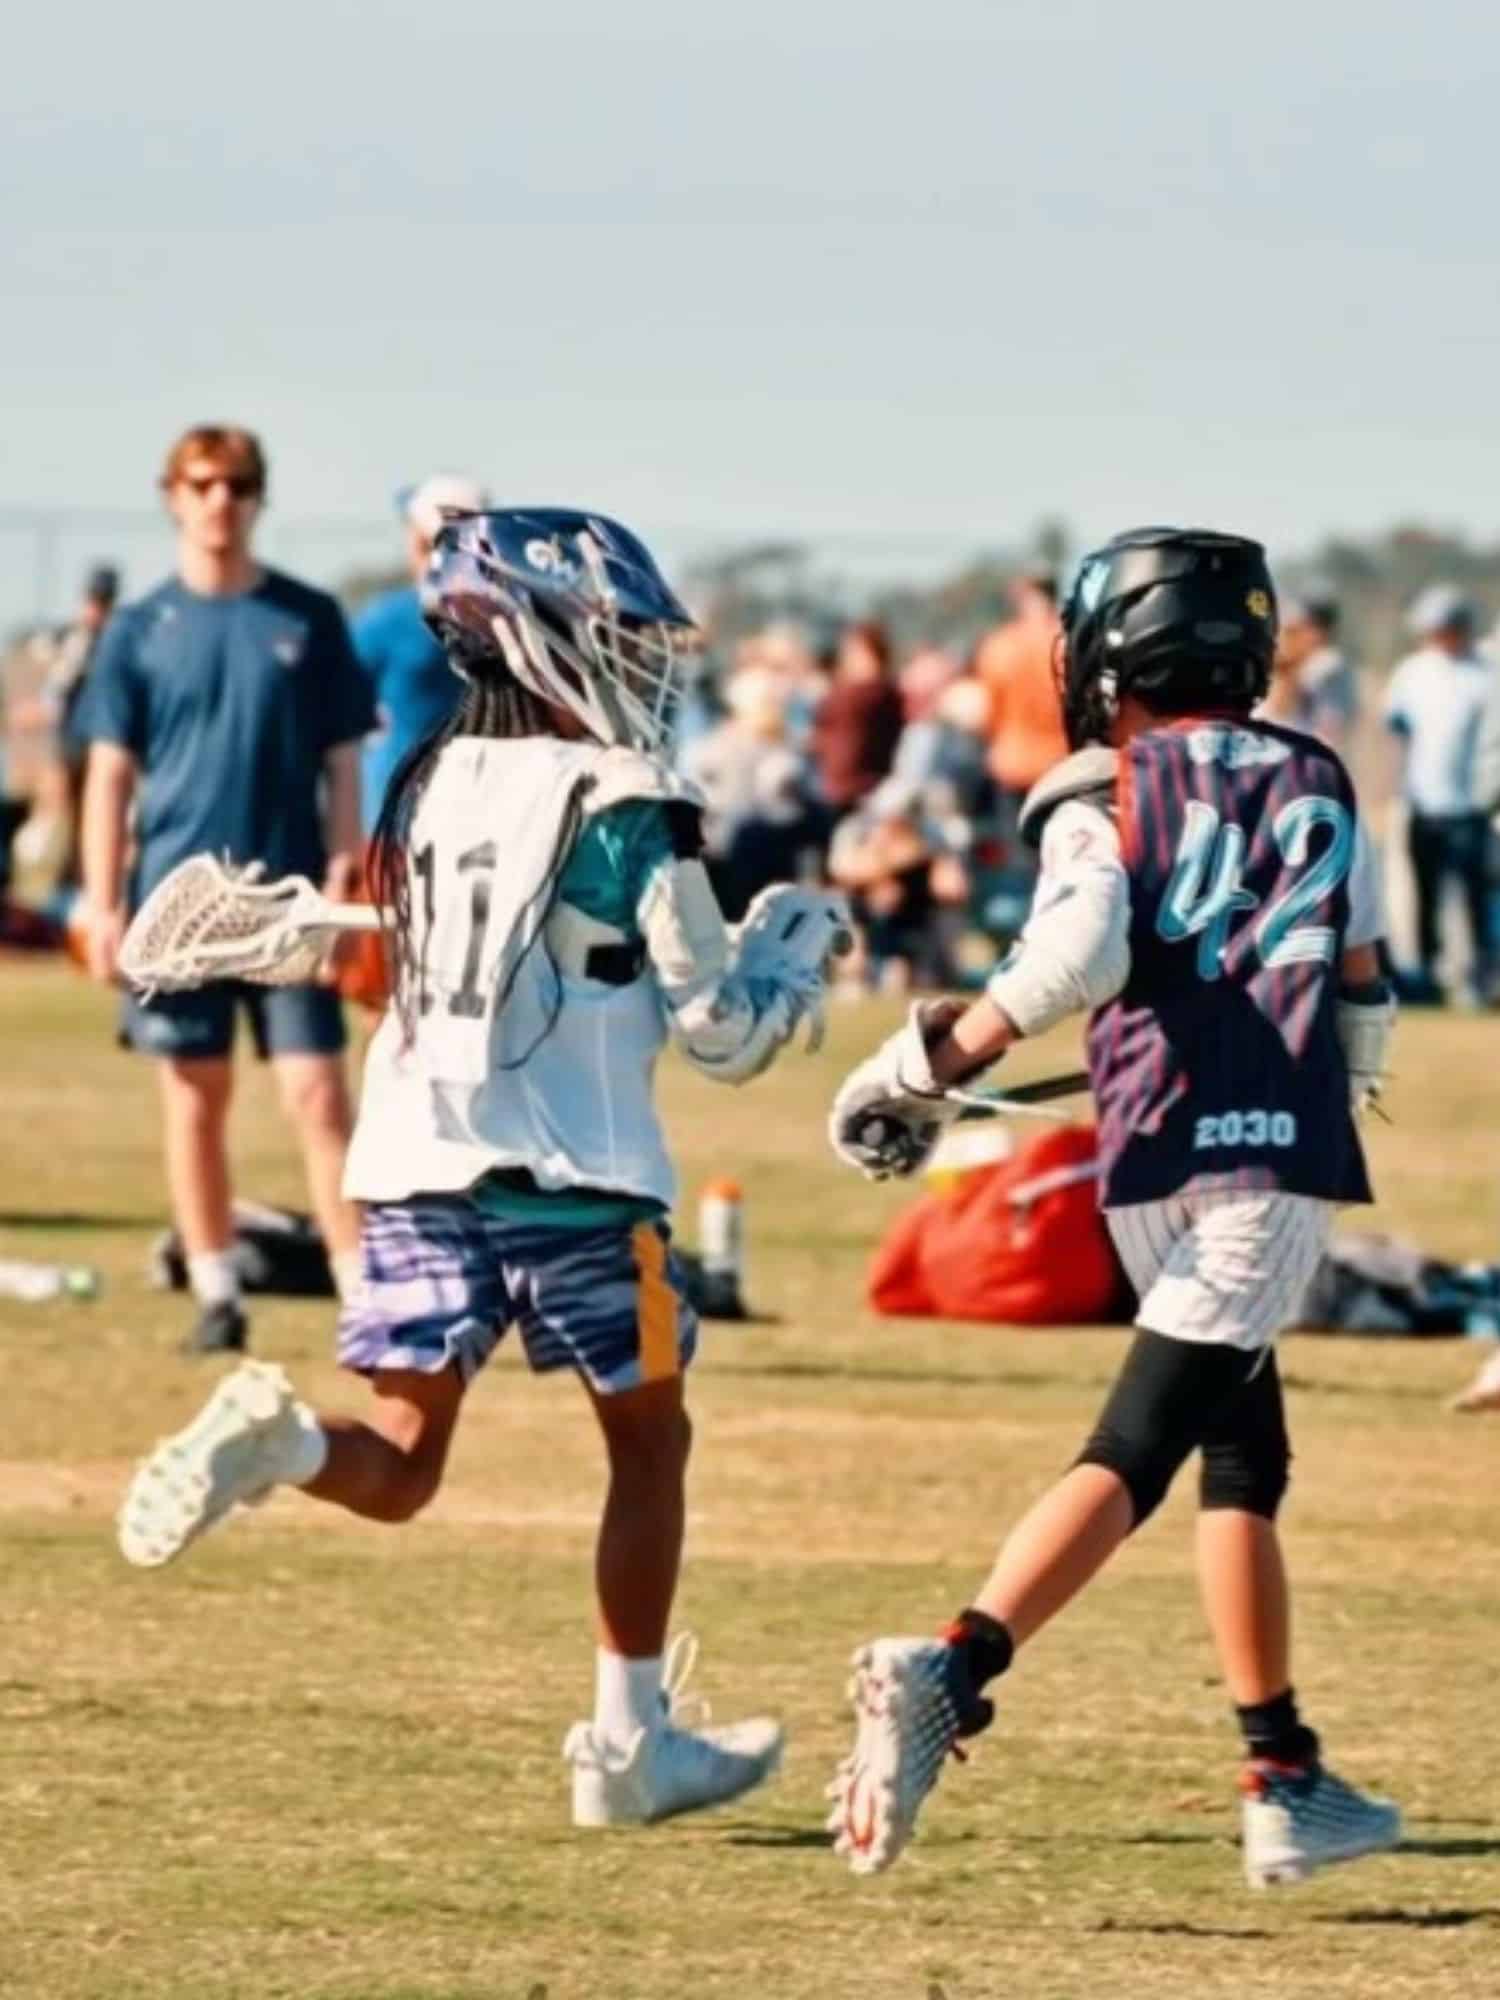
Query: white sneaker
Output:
[[1452, 1344, 1500, 1412], [117, 1361, 309, 1569], [826, 1637, 989, 1876], [1240, 1758, 1402, 1887], [564, 1637, 782, 1826]]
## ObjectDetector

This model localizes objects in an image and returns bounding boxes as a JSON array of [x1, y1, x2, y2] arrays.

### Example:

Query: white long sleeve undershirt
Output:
[[984, 798, 1386, 1038]]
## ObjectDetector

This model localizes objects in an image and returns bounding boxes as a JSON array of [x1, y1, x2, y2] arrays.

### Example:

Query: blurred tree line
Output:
[[332, 517, 1500, 678], [677, 520, 1500, 677]]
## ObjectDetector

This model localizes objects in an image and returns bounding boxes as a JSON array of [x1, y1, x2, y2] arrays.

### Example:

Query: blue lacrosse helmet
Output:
[[421, 507, 699, 754]]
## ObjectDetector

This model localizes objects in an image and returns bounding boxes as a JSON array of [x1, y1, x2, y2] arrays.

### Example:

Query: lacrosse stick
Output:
[[948, 1068, 1092, 1123], [118, 854, 382, 995]]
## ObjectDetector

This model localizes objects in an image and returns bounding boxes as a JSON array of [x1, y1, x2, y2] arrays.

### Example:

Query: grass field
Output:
[[3, 960, 1499, 2000]]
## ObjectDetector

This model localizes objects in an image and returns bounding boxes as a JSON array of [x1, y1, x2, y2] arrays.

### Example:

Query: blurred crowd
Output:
[[676, 572, 1068, 991], [5, 418, 1496, 1358], [4, 423, 1500, 1352], [6, 482, 1500, 1011], [679, 570, 1500, 1008]]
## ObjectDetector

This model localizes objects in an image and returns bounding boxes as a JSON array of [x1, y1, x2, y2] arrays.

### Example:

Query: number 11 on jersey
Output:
[[413, 838, 498, 1018]]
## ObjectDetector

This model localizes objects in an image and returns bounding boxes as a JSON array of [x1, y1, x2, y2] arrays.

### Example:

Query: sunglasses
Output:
[[179, 472, 262, 499]]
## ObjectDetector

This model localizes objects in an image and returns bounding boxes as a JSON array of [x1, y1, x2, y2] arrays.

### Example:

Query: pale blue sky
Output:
[[3, 0, 1497, 620]]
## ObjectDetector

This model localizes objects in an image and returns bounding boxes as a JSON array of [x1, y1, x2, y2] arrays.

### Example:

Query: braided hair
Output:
[[370, 655, 564, 1042]]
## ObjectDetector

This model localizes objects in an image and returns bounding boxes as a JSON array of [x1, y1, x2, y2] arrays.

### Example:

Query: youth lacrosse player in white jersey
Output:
[[117, 509, 848, 1828]]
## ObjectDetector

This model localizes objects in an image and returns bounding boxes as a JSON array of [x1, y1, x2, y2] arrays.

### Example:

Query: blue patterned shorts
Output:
[[336, 1194, 697, 1395]]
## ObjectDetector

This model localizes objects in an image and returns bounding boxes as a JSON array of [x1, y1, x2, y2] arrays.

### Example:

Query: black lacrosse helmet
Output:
[[1058, 527, 1277, 748]]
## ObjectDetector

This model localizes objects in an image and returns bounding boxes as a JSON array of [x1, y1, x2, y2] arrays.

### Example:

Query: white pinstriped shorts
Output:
[[1106, 1192, 1332, 1352]]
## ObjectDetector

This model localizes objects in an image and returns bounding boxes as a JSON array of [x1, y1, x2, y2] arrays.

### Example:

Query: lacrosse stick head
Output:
[[118, 855, 331, 993]]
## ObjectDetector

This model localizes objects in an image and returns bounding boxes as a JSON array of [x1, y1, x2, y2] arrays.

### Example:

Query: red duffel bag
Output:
[[867, 1123, 1129, 1325]]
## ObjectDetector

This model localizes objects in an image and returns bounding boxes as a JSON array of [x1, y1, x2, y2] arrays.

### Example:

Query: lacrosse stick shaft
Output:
[[318, 904, 383, 933], [952, 1069, 1091, 1120]]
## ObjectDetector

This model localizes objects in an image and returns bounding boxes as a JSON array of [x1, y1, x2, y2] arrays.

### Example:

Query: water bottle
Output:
[[696, 1179, 748, 1320], [698, 1178, 744, 1286], [0, 1258, 101, 1304]]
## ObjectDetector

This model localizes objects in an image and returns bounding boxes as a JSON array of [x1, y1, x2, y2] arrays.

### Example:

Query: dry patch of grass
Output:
[[3, 963, 1499, 1999]]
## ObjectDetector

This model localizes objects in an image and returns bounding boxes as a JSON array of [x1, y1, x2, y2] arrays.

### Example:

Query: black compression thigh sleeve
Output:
[[1197, 1348, 1289, 1519], [1075, 1331, 1288, 1530]]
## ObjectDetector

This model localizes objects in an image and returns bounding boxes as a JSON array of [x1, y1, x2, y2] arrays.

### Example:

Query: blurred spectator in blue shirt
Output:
[[355, 473, 489, 831], [8, 564, 119, 891]]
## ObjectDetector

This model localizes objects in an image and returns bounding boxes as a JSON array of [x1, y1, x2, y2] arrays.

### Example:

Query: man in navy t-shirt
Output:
[[78, 424, 376, 1353], [354, 472, 489, 832]]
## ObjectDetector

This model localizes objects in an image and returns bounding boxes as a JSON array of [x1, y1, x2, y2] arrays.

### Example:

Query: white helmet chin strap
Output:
[[487, 591, 677, 753]]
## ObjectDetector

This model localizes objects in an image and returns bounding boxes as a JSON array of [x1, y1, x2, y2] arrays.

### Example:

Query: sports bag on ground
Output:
[[867, 1124, 1130, 1325], [149, 1198, 336, 1298]]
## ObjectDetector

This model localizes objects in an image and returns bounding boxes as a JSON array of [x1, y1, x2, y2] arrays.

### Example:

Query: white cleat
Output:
[[826, 1637, 986, 1876], [1451, 1345, 1500, 1413], [1240, 1759, 1402, 1887], [117, 1360, 307, 1569], [564, 1718, 783, 1826], [564, 1635, 782, 1826]]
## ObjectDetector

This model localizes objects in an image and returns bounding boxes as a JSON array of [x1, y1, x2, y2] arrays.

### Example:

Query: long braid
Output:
[[371, 656, 561, 1041]]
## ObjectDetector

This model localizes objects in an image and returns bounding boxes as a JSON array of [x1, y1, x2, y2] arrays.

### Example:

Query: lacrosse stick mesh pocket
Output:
[[119, 857, 329, 991]]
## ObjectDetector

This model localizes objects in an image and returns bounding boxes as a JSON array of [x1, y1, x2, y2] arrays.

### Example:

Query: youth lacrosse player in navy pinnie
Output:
[[117, 509, 850, 1829], [826, 528, 1401, 1887]]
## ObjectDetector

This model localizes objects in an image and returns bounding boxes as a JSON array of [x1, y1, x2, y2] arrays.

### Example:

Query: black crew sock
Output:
[[943, 1607, 1015, 1691], [1235, 1688, 1320, 1769]]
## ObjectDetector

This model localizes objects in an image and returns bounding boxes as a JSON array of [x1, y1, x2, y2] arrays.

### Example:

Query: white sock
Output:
[[331, 1249, 364, 1305], [594, 1649, 663, 1745], [282, 1400, 329, 1488], [187, 1250, 240, 1308]]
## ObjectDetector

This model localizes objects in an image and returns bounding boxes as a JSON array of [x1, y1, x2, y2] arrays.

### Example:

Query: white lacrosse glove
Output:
[[1336, 982, 1396, 1117], [732, 884, 853, 1054], [829, 1000, 978, 1180]]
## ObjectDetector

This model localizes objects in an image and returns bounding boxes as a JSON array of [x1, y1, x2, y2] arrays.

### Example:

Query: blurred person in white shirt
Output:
[[1383, 584, 1497, 1004]]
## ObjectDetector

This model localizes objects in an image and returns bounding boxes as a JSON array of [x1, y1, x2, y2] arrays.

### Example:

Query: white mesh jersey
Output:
[[344, 738, 700, 1207]]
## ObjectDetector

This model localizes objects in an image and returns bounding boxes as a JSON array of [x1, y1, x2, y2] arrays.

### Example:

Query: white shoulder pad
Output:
[[585, 746, 707, 817], [1018, 748, 1119, 850]]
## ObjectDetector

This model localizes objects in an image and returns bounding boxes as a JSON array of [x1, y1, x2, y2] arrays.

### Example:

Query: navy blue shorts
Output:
[[119, 982, 347, 1061], [336, 1194, 698, 1395]]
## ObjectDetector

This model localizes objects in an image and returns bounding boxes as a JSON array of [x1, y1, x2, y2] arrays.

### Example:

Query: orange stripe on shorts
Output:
[[632, 1222, 680, 1384]]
